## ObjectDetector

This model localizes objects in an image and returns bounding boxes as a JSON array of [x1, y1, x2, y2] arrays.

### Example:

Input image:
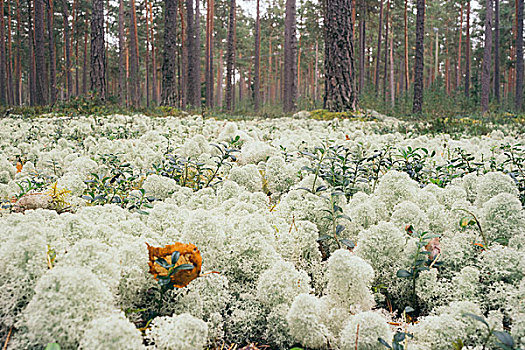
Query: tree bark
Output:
[[374, 0, 383, 94], [457, 2, 463, 90], [83, 14, 88, 95], [283, 0, 297, 113], [205, 0, 214, 108], [28, 0, 37, 105], [6, 0, 14, 104], [481, 0, 492, 113], [118, 0, 126, 104], [464, 0, 470, 97], [412, 0, 425, 114], [494, 0, 500, 102], [382, 0, 390, 101], [253, 0, 261, 110], [150, 2, 158, 104], [323, 0, 357, 111], [404, 0, 409, 91], [162, 0, 178, 105], [186, 0, 200, 108], [63, 0, 73, 100], [90, 0, 106, 100], [0, 0, 6, 105], [15, 0, 21, 104], [359, 0, 366, 93], [129, 0, 140, 107], [145, 0, 150, 107], [34, 0, 47, 104], [516, 0, 524, 110], [225, 0, 235, 110]]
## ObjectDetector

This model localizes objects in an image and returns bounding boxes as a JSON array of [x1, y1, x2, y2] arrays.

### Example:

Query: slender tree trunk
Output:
[[225, 0, 235, 110], [73, 0, 78, 96], [457, 2, 463, 89], [464, 0, 470, 97], [359, 0, 366, 93], [7, 0, 14, 104], [434, 30, 439, 84], [205, 0, 214, 108], [118, 0, 126, 104], [324, 0, 357, 111], [186, 0, 200, 108], [283, 0, 297, 112], [15, 0, 21, 104], [389, 25, 395, 106], [83, 15, 88, 95], [494, 0, 500, 102], [150, 2, 158, 104], [129, 0, 140, 107], [162, 0, 178, 105], [63, 0, 73, 100], [0, 0, 6, 105], [382, 0, 390, 101], [412, 0, 425, 113], [217, 48, 223, 107], [194, 0, 201, 107], [34, 0, 47, 104], [179, 1, 186, 107], [481, 0, 492, 113], [516, 0, 524, 110], [47, 0, 56, 104], [90, 0, 106, 100], [253, 0, 261, 110], [145, 0, 150, 107], [404, 0, 409, 91], [374, 0, 383, 94]]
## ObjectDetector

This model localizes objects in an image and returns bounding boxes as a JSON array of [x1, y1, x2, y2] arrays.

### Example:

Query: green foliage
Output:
[[379, 331, 414, 350], [396, 225, 441, 313], [462, 313, 517, 350], [44, 343, 61, 350]]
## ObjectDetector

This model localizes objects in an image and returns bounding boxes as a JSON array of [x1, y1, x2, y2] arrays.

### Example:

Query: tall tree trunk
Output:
[[494, 0, 500, 102], [118, 0, 126, 104], [225, 0, 235, 110], [186, 0, 200, 108], [162, 0, 178, 105], [457, 2, 463, 89], [0, 0, 6, 105], [90, 0, 106, 100], [404, 0, 409, 91], [481, 0, 492, 113], [253, 0, 261, 110], [179, 1, 186, 107], [129, 0, 140, 107], [15, 0, 21, 104], [205, 0, 214, 108], [150, 2, 158, 104], [283, 0, 297, 113], [374, 0, 383, 94], [47, 0, 56, 104], [63, 0, 72, 100], [194, 0, 201, 106], [28, 0, 36, 105], [83, 15, 88, 95], [324, 0, 357, 111], [217, 48, 223, 107], [382, 0, 389, 101], [389, 24, 394, 106], [7, 0, 13, 104], [516, 0, 524, 110], [464, 0, 470, 97], [412, 0, 425, 113], [359, 0, 366, 93], [145, 0, 150, 107], [34, 0, 47, 104], [73, 0, 78, 96]]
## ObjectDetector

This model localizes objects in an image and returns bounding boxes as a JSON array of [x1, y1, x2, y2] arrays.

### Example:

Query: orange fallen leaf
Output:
[[16, 162, 23, 173], [146, 242, 202, 288]]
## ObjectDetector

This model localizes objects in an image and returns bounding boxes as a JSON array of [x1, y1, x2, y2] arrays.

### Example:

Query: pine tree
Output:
[[162, 0, 178, 105], [412, 0, 425, 113], [90, 0, 107, 100]]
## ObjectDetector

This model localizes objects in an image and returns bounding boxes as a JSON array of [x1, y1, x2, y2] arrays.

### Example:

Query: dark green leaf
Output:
[[155, 258, 173, 269], [493, 331, 515, 347], [397, 269, 412, 278], [463, 313, 489, 328], [171, 251, 180, 265], [378, 338, 392, 349]]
